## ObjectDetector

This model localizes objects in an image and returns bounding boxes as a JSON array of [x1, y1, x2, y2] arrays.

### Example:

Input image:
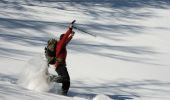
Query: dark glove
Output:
[[69, 20, 76, 28]]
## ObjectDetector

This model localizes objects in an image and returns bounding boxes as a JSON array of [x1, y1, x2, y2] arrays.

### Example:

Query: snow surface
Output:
[[1, 0, 170, 100]]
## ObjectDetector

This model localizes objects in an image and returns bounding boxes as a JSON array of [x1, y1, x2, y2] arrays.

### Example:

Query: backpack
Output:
[[45, 38, 57, 64]]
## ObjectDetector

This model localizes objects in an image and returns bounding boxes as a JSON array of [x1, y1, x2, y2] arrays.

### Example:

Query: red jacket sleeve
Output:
[[56, 28, 72, 57], [65, 35, 73, 45]]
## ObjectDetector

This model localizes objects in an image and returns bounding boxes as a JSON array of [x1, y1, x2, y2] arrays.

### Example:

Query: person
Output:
[[54, 24, 75, 95]]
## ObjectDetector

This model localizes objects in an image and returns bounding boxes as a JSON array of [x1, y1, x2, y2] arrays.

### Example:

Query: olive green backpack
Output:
[[45, 39, 57, 64]]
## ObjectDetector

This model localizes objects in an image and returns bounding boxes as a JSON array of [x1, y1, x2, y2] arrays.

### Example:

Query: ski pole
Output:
[[71, 20, 76, 24], [73, 26, 96, 37]]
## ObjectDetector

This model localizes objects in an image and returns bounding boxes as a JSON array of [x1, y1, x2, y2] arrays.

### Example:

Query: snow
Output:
[[1, 0, 170, 100], [18, 54, 50, 92]]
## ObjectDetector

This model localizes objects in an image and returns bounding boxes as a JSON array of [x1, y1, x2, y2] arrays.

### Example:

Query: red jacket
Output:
[[55, 28, 73, 67]]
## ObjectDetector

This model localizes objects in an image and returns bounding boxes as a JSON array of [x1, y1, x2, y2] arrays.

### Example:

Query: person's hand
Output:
[[69, 20, 76, 28], [69, 24, 73, 28]]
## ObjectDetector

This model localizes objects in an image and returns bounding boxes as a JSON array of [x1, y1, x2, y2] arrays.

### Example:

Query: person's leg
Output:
[[60, 81, 70, 95], [55, 64, 70, 95]]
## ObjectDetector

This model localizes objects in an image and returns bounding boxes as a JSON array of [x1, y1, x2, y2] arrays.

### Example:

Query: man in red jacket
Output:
[[54, 24, 74, 95]]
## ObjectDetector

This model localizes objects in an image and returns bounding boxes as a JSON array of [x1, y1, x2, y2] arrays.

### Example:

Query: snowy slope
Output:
[[0, 0, 170, 100]]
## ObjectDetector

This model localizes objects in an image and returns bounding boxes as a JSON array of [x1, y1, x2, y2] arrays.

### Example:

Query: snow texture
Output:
[[17, 54, 51, 92], [1, 0, 170, 100]]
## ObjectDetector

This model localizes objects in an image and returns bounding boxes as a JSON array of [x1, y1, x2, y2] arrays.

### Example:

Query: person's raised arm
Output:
[[56, 27, 72, 57], [65, 31, 75, 45]]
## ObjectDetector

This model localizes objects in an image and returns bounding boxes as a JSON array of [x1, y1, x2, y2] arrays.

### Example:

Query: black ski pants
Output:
[[55, 64, 70, 92]]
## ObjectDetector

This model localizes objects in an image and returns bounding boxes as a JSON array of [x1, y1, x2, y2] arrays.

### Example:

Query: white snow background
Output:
[[0, 0, 170, 100]]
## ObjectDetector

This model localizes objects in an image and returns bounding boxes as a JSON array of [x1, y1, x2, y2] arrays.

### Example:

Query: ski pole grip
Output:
[[71, 20, 76, 24]]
